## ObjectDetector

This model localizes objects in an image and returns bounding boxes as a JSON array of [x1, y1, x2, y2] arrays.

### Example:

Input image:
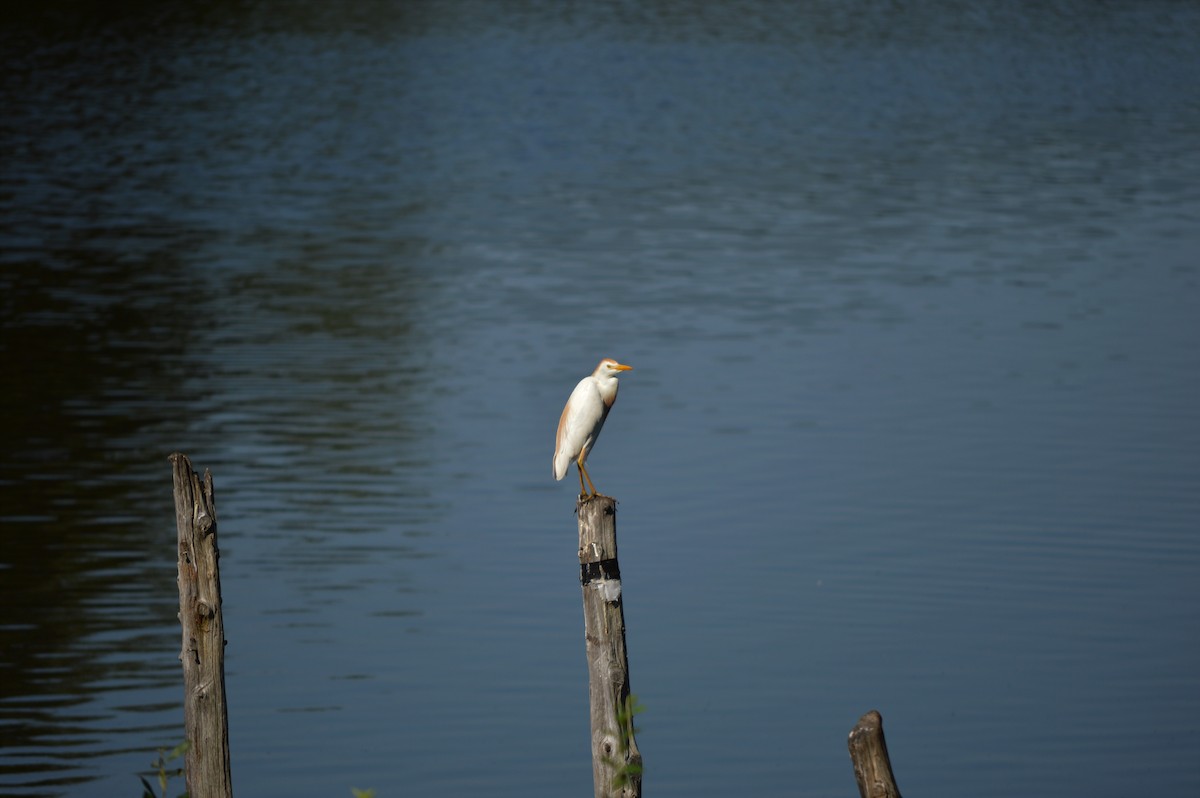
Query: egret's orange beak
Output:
[[614, 363, 633, 371]]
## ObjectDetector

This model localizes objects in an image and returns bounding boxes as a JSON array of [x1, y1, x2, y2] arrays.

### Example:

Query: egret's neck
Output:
[[595, 374, 619, 405]]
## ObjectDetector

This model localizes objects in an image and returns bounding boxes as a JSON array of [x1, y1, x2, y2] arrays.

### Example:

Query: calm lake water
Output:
[[2, 2, 1199, 796]]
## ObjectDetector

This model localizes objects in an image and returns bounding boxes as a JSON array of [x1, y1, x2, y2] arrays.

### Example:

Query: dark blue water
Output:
[[2, 2, 1198, 796]]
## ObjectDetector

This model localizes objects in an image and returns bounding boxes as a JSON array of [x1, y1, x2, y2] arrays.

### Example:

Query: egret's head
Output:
[[596, 358, 633, 377]]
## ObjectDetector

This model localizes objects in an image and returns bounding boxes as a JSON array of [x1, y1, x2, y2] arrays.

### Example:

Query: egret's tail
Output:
[[553, 453, 570, 481]]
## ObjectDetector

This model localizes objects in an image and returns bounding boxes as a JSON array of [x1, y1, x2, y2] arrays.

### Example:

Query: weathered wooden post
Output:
[[577, 495, 642, 798], [848, 710, 902, 798], [170, 453, 233, 798]]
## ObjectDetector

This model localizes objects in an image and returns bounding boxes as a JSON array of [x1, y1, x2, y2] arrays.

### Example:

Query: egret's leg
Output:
[[578, 456, 598, 497], [576, 463, 587, 496]]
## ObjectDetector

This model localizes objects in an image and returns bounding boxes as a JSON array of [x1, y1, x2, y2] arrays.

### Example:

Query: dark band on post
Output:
[[580, 557, 621, 585]]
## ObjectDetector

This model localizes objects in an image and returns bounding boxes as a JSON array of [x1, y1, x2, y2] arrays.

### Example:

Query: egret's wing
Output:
[[559, 379, 609, 452], [554, 379, 594, 478]]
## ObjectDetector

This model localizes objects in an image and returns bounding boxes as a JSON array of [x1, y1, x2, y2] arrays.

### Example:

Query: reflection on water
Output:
[[2, 1, 1199, 796], [0, 249, 198, 792]]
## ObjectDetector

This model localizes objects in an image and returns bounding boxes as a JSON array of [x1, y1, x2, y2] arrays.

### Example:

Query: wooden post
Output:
[[848, 710, 902, 798], [577, 496, 642, 798], [170, 453, 233, 798]]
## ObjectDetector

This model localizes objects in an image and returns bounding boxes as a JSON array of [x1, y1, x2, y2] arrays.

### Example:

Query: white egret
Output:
[[553, 358, 633, 498]]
